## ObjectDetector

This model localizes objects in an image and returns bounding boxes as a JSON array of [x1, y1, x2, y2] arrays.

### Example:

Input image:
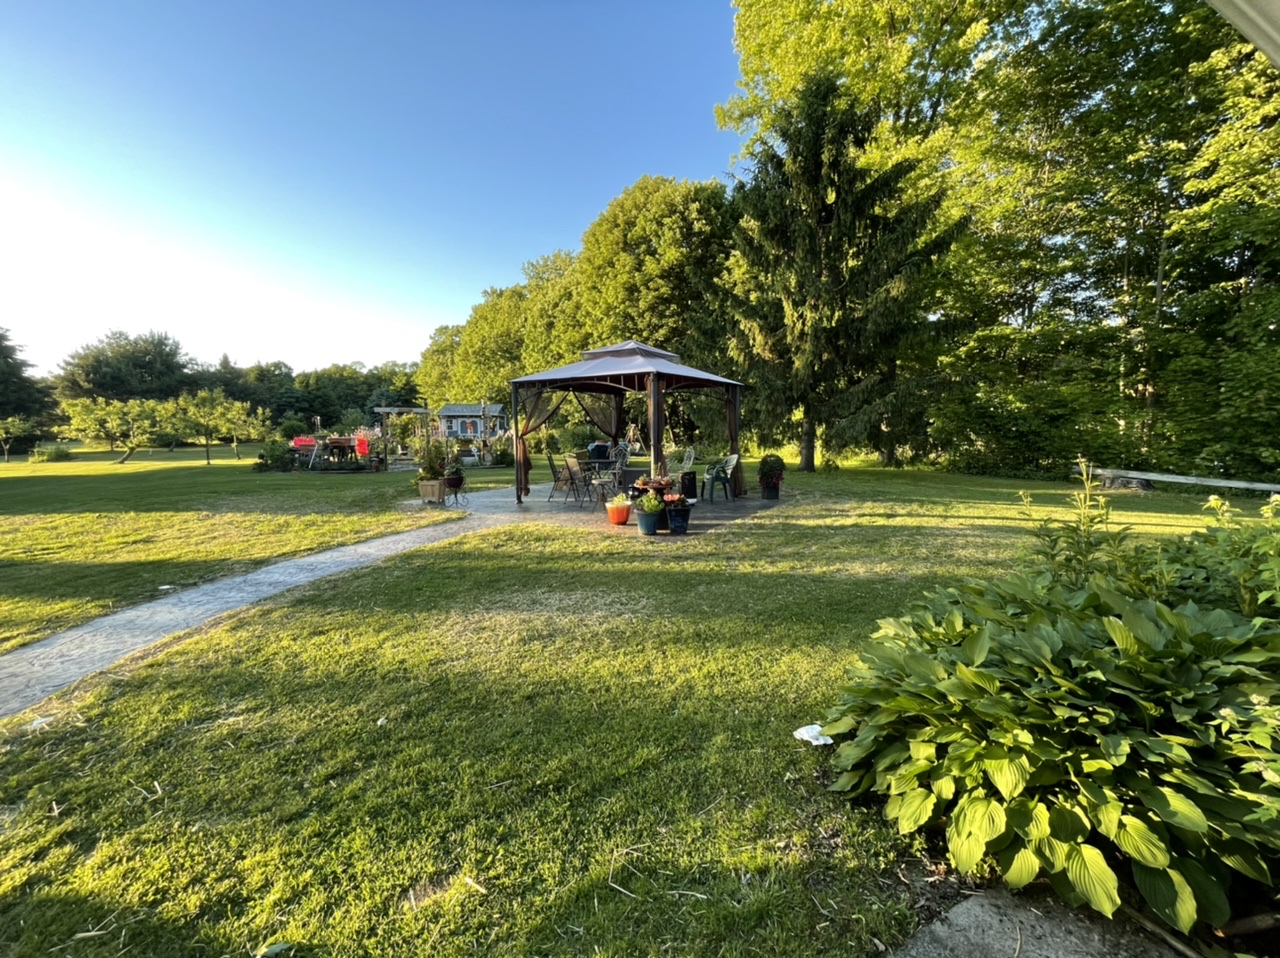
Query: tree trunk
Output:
[[116, 447, 136, 465], [799, 410, 817, 472], [205, 439, 212, 465], [1, 441, 9, 463]]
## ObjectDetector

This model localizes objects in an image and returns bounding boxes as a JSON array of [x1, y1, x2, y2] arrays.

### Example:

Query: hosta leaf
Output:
[[961, 630, 991, 666], [908, 739, 937, 762], [944, 608, 965, 634], [1140, 787, 1208, 833], [829, 770, 863, 792], [1099, 734, 1131, 765], [1132, 862, 1197, 934], [1033, 836, 1070, 873], [931, 773, 956, 800], [1006, 798, 1050, 840], [956, 795, 1007, 843], [889, 759, 933, 795], [903, 652, 947, 682], [1049, 803, 1090, 843], [1065, 843, 1121, 917], [832, 735, 878, 770], [893, 788, 937, 835], [936, 678, 983, 700], [1175, 857, 1231, 929], [1122, 609, 1164, 651], [998, 843, 1041, 889], [948, 829, 986, 874], [1104, 617, 1140, 657], [1047, 868, 1086, 907], [956, 662, 1000, 695], [1217, 841, 1272, 883], [1088, 797, 1121, 840], [820, 715, 858, 737], [1116, 815, 1171, 868], [984, 750, 1031, 801], [1074, 777, 1110, 808], [872, 741, 911, 771]]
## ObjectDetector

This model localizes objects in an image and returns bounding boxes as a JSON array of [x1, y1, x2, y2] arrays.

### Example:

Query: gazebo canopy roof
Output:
[[509, 340, 742, 395]]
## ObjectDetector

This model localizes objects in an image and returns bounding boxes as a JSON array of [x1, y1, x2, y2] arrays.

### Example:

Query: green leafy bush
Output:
[[252, 440, 296, 472], [821, 473, 1280, 934], [1144, 495, 1280, 619], [27, 443, 72, 463]]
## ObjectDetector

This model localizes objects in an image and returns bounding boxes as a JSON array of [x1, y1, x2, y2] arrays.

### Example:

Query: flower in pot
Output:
[[443, 459, 465, 489], [663, 492, 691, 535], [758, 454, 786, 500], [634, 491, 666, 536]]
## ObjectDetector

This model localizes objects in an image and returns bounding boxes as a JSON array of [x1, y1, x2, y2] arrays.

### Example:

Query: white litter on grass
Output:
[[793, 723, 833, 746], [157, 585, 177, 591], [28, 716, 52, 730], [376, 717, 387, 727]]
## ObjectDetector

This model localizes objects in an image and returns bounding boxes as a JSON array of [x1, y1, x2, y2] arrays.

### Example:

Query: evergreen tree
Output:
[[731, 73, 962, 469]]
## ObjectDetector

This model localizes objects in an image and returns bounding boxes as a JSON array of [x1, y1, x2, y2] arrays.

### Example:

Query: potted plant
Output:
[[634, 491, 666, 536], [663, 492, 691, 535], [606, 492, 632, 526], [443, 458, 465, 490], [414, 440, 447, 502], [758, 454, 786, 500]]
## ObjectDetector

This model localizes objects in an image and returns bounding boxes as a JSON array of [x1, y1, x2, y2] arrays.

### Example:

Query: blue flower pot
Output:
[[636, 510, 662, 536]]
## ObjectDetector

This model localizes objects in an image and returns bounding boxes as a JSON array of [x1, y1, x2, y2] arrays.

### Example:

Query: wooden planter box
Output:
[[419, 479, 447, 504]]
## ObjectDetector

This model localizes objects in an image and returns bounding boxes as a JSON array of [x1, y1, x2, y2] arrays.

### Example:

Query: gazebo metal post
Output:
[[647, 373, 665, 477]]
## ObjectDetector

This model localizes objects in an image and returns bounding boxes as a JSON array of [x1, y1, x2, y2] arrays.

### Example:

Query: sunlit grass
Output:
[[0, 460, 1217, 955], [0, 446, 472, 652]]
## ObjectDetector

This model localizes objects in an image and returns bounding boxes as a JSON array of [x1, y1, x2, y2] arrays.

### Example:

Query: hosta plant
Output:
[[821, 573, 1280, 934]]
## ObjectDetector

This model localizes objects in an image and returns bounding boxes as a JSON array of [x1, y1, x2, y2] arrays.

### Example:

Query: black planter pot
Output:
[[668, 506, 691, 535], [762, 485, 780, 500]]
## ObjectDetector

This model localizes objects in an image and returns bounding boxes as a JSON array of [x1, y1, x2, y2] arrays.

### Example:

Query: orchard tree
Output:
[[60, 397, 166, 464], [0, 416, 35, 462], [174, 388, 262, 464], [731, 73, 962, 470]]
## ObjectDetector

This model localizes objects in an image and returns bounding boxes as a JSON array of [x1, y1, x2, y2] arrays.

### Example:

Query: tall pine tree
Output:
[[730, 73, 962, 469]]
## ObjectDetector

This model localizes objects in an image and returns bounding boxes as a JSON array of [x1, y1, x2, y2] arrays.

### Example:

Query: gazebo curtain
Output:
[[574, 393, 625, 442], [513, 387, 567, 496]]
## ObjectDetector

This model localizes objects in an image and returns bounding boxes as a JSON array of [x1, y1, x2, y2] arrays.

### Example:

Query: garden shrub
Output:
[[252, 440, 296, 472], [27, 444, 72, 463], [1142, 495, 1280, 619], [821, 472, 1280, 935]]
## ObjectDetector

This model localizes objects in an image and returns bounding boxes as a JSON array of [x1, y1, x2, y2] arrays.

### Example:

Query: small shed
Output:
[[509, 340, 745, 503]]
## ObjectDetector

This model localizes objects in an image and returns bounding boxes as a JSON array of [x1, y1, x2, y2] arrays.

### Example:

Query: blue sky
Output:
[[0, 1, 744, 376]]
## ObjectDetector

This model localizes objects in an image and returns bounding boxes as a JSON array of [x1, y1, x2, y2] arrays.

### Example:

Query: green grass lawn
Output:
[[0, 445, 510, 654], [0, 462, 1219, 956]]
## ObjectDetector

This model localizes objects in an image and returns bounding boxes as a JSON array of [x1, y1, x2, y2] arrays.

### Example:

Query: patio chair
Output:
[[701, 453, 739, 503], [547, 452, 574, 502], [589, 455, 626, 510], [677, 447, 695, 471], [563, 455, 589, 506]]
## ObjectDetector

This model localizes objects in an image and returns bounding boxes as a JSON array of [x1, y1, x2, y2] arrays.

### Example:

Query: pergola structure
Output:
[[509, 340, 745, 504]]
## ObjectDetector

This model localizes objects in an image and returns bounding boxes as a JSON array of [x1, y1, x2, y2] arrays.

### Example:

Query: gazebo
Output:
[[508, 340, 745, 503]]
